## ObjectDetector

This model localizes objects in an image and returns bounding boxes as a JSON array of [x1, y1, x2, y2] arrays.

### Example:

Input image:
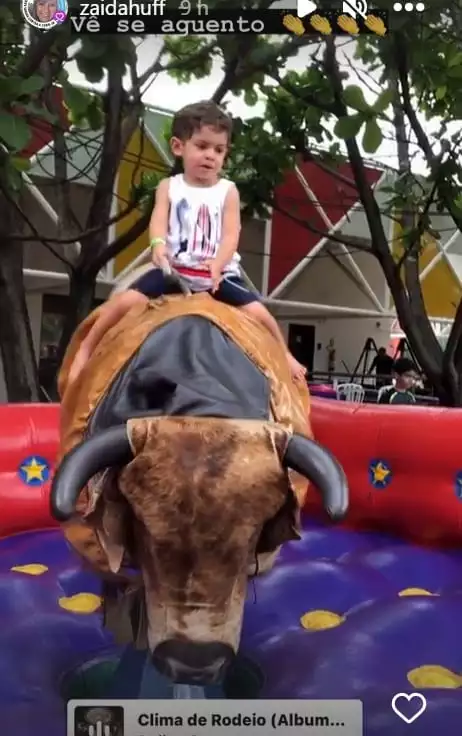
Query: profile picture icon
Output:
[[21, 0, 68, 30], [74, 705, 124, 735]]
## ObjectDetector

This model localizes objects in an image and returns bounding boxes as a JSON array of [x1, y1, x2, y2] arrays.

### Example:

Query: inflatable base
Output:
[[2, 401, 462, 735], [1, 520, 462, 735]]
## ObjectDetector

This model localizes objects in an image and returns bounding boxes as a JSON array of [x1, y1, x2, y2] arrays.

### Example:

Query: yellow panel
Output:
[[389, 219, 461, 319], [113, 128, 169, 276]]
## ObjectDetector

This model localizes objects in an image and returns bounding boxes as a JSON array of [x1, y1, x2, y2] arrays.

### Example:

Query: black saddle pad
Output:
[[89, 315, 270, 432]]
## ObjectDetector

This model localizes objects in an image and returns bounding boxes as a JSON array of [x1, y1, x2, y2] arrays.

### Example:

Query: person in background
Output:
[[369, 347, 394, 389], [377, 358, 418, 405]]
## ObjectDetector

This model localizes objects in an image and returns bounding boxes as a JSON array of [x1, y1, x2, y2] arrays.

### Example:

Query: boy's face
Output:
[[171, 125, 229, 184], [395, 369, 418, 390]]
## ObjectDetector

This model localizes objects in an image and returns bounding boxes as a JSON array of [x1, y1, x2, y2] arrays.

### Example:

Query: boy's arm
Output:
[[149, 178, 171, 267], [149, 178, 170, 242], [214, 184, 241, 271]]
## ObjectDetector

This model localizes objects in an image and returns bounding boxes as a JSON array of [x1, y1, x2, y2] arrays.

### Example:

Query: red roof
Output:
[[20, 86, 69, 159], [268, 160, 383, 293]]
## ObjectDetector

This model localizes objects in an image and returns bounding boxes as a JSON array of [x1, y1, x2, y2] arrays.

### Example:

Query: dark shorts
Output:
[[131, 268, 261, 307]]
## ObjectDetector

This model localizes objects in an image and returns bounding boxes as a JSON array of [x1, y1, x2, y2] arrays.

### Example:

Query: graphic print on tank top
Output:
[[174, 197, 220, 258]]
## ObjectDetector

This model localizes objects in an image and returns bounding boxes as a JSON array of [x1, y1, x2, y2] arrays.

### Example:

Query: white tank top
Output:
[[166, 175, 241, 283]]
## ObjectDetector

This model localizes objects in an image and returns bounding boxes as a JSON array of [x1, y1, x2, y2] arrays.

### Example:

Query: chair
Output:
[[336, 383, 365, 403]]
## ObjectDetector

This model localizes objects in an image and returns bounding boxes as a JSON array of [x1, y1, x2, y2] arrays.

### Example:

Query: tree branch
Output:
[[394, 179, 439, 271], [323, 38, 443, 380], [16, 25, 65, 78], [87, 208, 152, 276], [42, 53, 81, 261], [8, 197, 141, 243], [268, 70, 336, 116], [395, 37, 462, 232], [299, 150, 357, 189], [322, 39, 390, 259], [0, 179, 72, 268], [80, 64, 125, 263], [269, 194, 372, 252]]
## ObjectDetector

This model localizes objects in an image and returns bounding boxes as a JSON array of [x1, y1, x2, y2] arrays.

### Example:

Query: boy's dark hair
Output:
[[171, 101, 233, 142], [393, 357, 417, 375]]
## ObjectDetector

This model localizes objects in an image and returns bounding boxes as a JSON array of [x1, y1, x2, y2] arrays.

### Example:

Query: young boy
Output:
[[377, 358, 418, 405], [68, 100, 306, 384]]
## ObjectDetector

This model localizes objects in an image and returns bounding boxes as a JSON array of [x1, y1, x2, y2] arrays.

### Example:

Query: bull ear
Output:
[[283, 434, 348, 521], [50, 426, 133, 522]]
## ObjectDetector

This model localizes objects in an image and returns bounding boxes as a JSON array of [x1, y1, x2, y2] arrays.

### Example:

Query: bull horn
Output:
[[50, 426, 133, 522], [283, 434, 348, 520]]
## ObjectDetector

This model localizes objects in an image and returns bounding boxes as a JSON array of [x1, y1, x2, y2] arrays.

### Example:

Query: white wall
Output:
[[279, 315, 393, 375], [0, 286, 391, 401]]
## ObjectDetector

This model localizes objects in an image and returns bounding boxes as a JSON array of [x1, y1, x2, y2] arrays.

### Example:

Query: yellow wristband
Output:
[[150, 237, 166, 248]]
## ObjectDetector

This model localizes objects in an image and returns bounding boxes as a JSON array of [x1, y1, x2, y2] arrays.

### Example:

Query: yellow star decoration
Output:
[[300, 610, 345, 630], [407, 665, 462, 689], [10, 564, 49, 575], [398, 588, 437, 597], [58, 593, 102, 614], [20, 457, 47, 483], [371, 462, 390, 484]]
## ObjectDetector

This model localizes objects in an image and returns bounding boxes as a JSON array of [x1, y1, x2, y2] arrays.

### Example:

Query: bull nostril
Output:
[[152, 640, 234, 685]]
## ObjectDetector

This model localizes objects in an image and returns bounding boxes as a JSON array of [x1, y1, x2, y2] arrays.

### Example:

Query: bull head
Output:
[[51, 419, 347, 685]]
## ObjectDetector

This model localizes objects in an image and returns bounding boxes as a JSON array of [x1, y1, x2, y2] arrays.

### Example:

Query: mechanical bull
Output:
[[51, 288, 348, 685]]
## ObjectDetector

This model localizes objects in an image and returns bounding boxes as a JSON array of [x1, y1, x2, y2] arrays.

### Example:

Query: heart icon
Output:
[[53, 11, 66, 23], [391, 692, 427, 724]]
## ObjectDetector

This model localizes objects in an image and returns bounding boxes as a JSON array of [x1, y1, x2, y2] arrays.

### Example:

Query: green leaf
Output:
[[18, 75, 44, 96], [447, 65, 462, 78], [343, 85, 370, 112], [84, 98, 104, 130], [435, 86, 446, 100], [0, 112, 31, 151], [373, 88, 393, 113], [21, 102, 57, 124], [57, 69, 69, 84], [448, 51, 462, 67], [62, 84, 92, 117], [78, 38, 107, 60], [75, 56, 105, 84], [362, 118, 383, 153], [243, 88, 258, 106], [11, 156, 31, 172], [334, 114, 364, 140], [0, 75, 18, 101]]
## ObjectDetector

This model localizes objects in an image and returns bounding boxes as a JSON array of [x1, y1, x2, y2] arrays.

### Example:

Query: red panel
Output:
[[269, 161, 383, 293], [0, 404, 60, 538], [1, 400, 460, 549], [306, 397, 462, 547]]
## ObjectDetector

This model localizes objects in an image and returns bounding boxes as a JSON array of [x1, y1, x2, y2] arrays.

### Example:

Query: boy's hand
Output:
[[204, 259, 223, 292], [151, 243, 170, 271]]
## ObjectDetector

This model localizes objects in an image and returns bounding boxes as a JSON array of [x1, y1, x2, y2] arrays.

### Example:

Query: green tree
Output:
[[0, 6, 209, 399], [1, 0, 311, 400], [4, 0, 462, 405], [154, 1, 462, 404]]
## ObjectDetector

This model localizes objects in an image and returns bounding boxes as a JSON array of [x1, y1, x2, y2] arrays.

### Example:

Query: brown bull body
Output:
[[54, 292, 346, 684]]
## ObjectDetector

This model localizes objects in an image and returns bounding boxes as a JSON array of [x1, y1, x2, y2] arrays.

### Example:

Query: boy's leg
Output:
[[68, 290, 147, 384], [68, 269, 178, 385], [213, 276, 306, 381], [243, 301, 306, 380]]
